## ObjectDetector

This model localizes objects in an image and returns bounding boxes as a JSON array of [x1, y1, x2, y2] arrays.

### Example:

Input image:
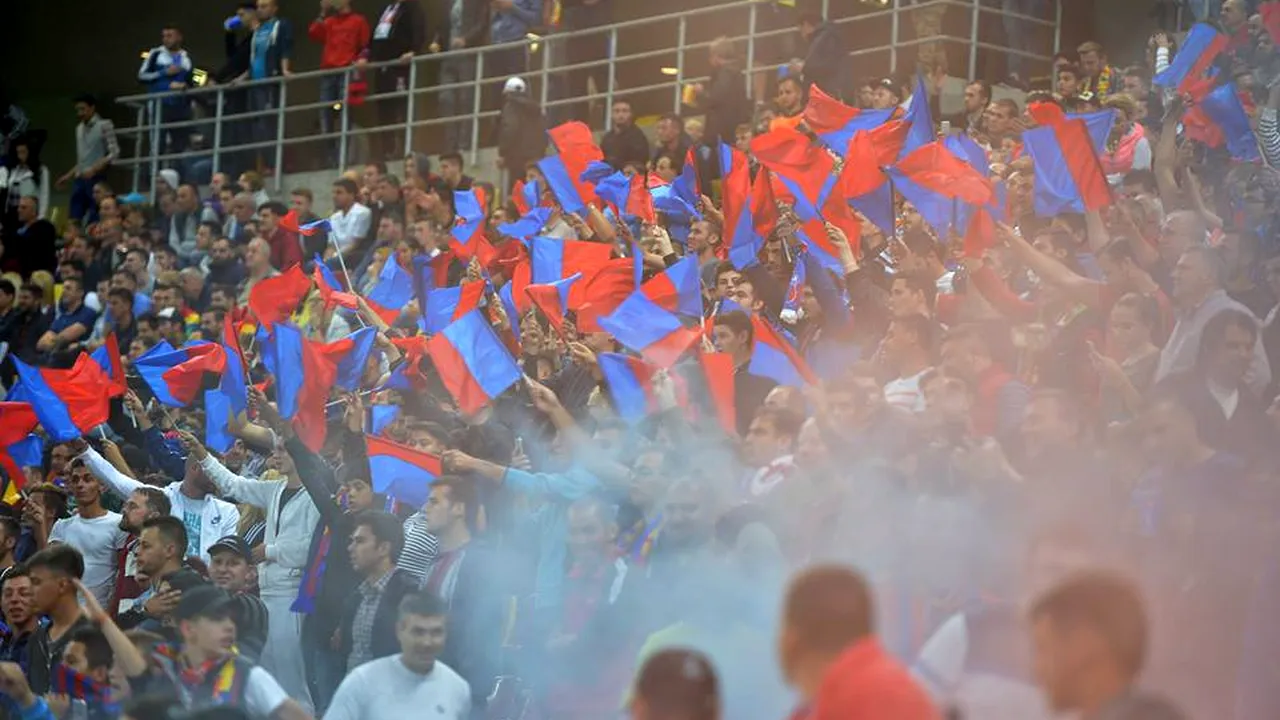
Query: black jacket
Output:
[[803, 22, 847, 100], [432, 0, 490, 50], [370, 0, 428, 62], [496, 94, 546, 168], [602, 125, 650, 171], [432, 540, 505, 707], [703, 67, 750, 147], [339, 567, 420, 666]]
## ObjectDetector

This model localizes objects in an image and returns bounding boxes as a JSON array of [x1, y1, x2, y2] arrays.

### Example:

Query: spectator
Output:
[[329, 178, 373, 257], [953, 80, 990, 136], [0, 566, 36, 663], [224, 191, 258, 245], [137, 23, 196, 156], [650, 114, 690, 170], [438, 152, 473, 191], [169, 183, 204, 267], [325, 592, 472, 720], [259, 200, 304, 270], [437, 0, 490, 152], [495, 77, 545, 189], [35, 276, 96, 364], [555, 0, 612, 123], [55, 95, 118, 226], [629, 648, 720, 720], [362, 0, 428, 161], [1, 137, 50, 222], [711, 310, 779, 435], [338, 511, 418, 672], [1, 195, 57, 279], [488, 0, 541, 83], [24, 545, 96, 695], [599, 100, 648, 173], [240, 170, 272, 209], [309, 0, 371, 161], [290, 187, 329, 258], [798, 12, 847, 102], [208, 535, 271, 662], [1076, 40, 1119, 99], [881, 315, 936, 414], [88, 287, 139, 350], [246, 0, 294, 173], [694, 39, 751, 148]]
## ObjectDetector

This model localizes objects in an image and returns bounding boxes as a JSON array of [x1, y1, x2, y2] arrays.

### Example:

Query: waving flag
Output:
[[497, 282, 524, 345], [205, 338, 249, 454], [1185, 82, 1260, 161], [598, 353, 667, 424], [498, 207, 553, 240], [804, 84, 896, 157], [695, 352, 737, 436], [279, 210, 332, 237], [262, 324, 377, 450], [1022, 119, 1112, 215], [721, 143, 764, 270], [900, 74, 935, 159], [426, 310, 522, 415], [248, 264, 312, 328], [0, 403, 40, 502], [365, 256, 415, 324], [312, 254, 359, 310], [525, 273, 582, 338], [639, 257, 702, 319], [538, 155, 588, 215], [598, 293, 701, 368], [749, 316, 817, 386], [652, 151, 702, 220], [888, 141, 995, 237], [423, 281, 487, 334], [52, 664, 119, 717], [1154, 23, 1227, 99], [12, 355, 112, 442], [365, 435, 442, 508], [548, 121, 603, 208], [450, 190, 495, 263], [751, 128, 838, 220], [89, 333, 127, 397], [511, 178, 542, 216], [134, 342, 228, 407], [509, 237, 614, 314]]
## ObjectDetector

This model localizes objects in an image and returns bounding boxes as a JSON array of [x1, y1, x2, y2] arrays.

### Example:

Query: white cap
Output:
[[503, 77, 527, 95]]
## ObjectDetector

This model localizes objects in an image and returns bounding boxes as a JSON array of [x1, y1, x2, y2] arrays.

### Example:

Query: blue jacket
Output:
[[491, 0, 542, 44], [137, 47, 194, 104]]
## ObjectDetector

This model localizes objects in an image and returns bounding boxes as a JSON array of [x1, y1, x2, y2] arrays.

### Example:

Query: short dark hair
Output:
[[439, 152, 464, 167], [142, 515, 189, 557], [107, 287, 135, 306], [658, 112, 681, 125], [73, 94, 97, 108], [753, 406, 803, 440], [68, 626, 114, 672], [891, 272, 937, 311], [1029, 570, 1148, 678], [26, 545, 85, 580], [365, 161, 388, 176], [892, 313, 938, 356], [133, 487, 172, 516], [28, 484, 68, 518], [290, 187, 314, 202], [901, 228, 943, 262], [260, 201, 288, 218], [333, 178, 359, 195], [200, 220, 223, 237], [716, 310, 753, 343], [433, 476, 478, 527], [784, 564, 873, 654], [1196, 308, 1258, 372], [0, 517, 20, 543], [398, 591, 448, 621], [0, 280, 15, 296], [352, 511, 406, 562]]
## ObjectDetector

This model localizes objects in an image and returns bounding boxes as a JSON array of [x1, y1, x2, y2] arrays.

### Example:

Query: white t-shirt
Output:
[[244, 666, 292, 717], [49, 513, 127, 607], [884, 367, 931, 413], [324, 655, 471, 720]]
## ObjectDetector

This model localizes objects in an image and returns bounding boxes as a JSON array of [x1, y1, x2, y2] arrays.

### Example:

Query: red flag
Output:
[[894, 142, 994, 208], [574, 258, 640, 333], [548, 122, 604, 207], [868, 118, 909, 166], [248, 265, 313, 328], [838, 130, 888, 199], [750, 128, 836, 209], [1026, 101, 1068, 127], [803, 84, 861, 136], [100, 333, 126, 397], [1265, 3, 1280, 47], [697, 352, 737, 437]]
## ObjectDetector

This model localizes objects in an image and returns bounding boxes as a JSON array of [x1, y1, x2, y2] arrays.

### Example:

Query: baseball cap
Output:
[[503, 77, 527, 95], [173, 584, 238, 623], [208, 535, 253, 562]]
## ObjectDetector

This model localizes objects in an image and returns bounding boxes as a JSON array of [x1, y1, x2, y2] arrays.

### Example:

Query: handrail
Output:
[[115, 0, 1062, 194]]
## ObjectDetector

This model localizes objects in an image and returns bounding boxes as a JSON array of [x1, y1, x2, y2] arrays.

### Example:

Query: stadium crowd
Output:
[[4, 0, 1280, 719]]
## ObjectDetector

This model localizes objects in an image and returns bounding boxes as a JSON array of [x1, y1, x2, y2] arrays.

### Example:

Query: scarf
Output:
[[155, 644, 241, 705], [1101, 124, 1145, 177], [291, 525, 331, 614], [52, 664, 119, 716]]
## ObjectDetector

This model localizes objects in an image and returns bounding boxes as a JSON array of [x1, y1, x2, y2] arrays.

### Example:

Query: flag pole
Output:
[[322, 243, 369, 329]]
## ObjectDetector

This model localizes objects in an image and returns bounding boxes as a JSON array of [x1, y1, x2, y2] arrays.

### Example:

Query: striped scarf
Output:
[[52, 664, 119, 716], [291, 526, 331, 614]]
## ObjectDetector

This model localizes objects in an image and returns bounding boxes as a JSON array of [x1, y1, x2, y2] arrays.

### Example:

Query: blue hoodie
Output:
[[137, 47, 194, 104]]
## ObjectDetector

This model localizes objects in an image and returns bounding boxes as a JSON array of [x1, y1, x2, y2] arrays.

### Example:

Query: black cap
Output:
[[173, 584, 238, 622], [208, 535, 253, 562]]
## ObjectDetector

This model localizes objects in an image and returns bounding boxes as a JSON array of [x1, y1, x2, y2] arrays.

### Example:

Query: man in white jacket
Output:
[[178, 430, 320, 714], [75, 442, 240, 563]]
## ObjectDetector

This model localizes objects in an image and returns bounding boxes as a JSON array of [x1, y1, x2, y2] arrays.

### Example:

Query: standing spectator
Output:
[[437, 0, 491, 152], [1, 195, 57, 279], [1, 137, 50, 222], [309, 0, 371, 164], [338, 511, 418, 672], [259, 200, 304, 270], [1077, 41, 1119, 99], [248, 0, 294, 173], [47, 461, 127, 609], [217, 2, 259, 176], [556, 0, 612, 123], [693, 39, 750, 148], [55, 95, 119, 226], [24, 545, 96, 695], [329, 178, 373, 256], [495, 77, 544, 188], [650, 114, 689, 169], [798, 12, 848, 102], [362, 0, 427, 161], [137, 23, 196, 156], [488, 0, 541, 89], [776, 565, 938, 719], [325, 593, 472, 720], [601, 100, 648, 172]]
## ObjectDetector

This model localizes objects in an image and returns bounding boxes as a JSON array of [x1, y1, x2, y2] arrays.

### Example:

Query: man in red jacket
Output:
[[778, 565, 940, 720], [309, 0, 370, 159]]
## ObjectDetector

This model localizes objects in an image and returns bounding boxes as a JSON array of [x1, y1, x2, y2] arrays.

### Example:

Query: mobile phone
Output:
[[939, 120, 952, 136]]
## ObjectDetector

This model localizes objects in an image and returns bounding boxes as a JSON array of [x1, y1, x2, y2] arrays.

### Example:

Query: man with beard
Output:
[[110, 478, 171, 617], [73, 417, 240, 562], [116, 516, 205, 632], [203, 237, 246, 288], [47, 460, 128, 608]]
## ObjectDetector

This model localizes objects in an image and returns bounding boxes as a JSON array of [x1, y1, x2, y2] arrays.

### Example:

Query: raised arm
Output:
[[181, 431, 282, 510], [997, 223, 1104, 308], [74, 442, 145, 499]]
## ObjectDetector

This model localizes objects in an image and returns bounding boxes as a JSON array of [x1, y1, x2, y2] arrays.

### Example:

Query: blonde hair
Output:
[[29, 271, 55, 305], [1102, 93, 1139, 121], [1077, 41, 1104, 56]]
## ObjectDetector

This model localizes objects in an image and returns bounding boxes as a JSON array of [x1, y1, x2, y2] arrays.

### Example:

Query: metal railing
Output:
[[113, 0, 1061, 195]]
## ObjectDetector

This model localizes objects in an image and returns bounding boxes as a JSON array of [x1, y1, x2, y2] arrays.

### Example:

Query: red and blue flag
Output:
[[134, 341, 228, 408], [425, 309, 523, 415], [11, 355, 112, 442], [597, 293, 701, 368], [1022, 119, 1112, 215], [366, 435, 442, 508], [749, 316, 817, 387], [423, 281, 487, 334], [720, 143, 765, 270], [1153, 23, 1227, 99], [248, 264, 313, 328], [364, 256, 415, 324], [525, 272, 582, 338]]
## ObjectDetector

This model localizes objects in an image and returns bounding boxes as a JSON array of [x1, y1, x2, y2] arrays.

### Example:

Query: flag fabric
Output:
[[133, 341, 228, 407], [900, 75, 936, 159], [426, 310, 523, 415], [638, 257, 702, 319], [331, 327, 378, 391], [888, 141, 995, 237], [1186, 82, 1260, 161], [695, 352, 737, 436], [1264, 3, 1280, 46], [279, 210, 333, 237], [749, 316, 817, 386], [262, 324, 376, 451], [597, 353, 666, 423], [450, 190, 495, 263], [497, 281, 524, 344], [0, 403, 40, 502], [312, 255, 360, 310], [11, 355, 112, 442], [1153, 23, 1227, 98], [571, 257, 640, 334], [89, 333, 127, 397], [525, 273, 582, 337], [52, 664, 119, 716], [205, 340, 249, 454], [804, 84, 896, 157], [365, 435, 442, 508], [511, 178, 542, 216], [498, 207, 553, 240], [720, 143, 764, 270], [597, 293, 701, 368], [364, 256, 415, 324], [509, 237, 615, 314], [248, 264, 313, 328], [548, 121, 604, 210], [423, 281, 487, 334], [1022, 119, 1112, 215], [538, 156, 589, 215], [750, 128, 838, 220], [370, 404, 400, 436]]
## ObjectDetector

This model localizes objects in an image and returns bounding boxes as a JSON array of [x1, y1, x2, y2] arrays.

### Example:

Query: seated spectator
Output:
[[0, 196, 56, 279], [35, 276, 96, 364], [259, 200, 303, 271]]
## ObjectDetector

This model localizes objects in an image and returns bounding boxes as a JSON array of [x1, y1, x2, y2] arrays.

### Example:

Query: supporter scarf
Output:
[[617, 514, 662, 565], [52, 664, 119, 716], [1100, 124, 1146, 177], [291, 526, 331, 614]]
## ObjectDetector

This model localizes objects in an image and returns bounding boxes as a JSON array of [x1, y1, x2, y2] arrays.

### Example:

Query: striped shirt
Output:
[[396, 513, 438, 587]]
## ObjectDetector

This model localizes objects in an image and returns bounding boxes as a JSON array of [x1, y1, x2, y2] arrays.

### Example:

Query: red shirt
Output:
[[266, 227, 303, 271], [308, 11, 371, 69], [806, 638, 940, 720]]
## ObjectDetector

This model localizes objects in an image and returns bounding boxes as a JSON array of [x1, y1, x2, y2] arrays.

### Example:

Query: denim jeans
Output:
[[1002, 0, 1048, 80], [70, 174, 104, 225]]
